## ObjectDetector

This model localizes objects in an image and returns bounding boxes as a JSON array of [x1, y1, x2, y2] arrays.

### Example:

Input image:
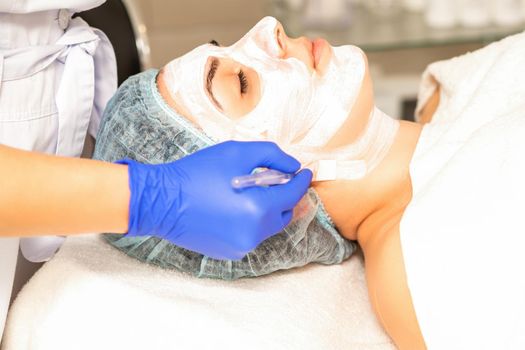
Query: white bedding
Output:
[[403, 31, 525, 348], [2, 234, 394, 350]]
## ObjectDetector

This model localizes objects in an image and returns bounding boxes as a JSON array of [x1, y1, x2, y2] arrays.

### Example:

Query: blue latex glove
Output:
[[118, 141, 312, 260]]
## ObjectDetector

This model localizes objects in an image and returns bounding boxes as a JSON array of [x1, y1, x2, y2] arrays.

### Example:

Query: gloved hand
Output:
[[118, 141, 312, 260]]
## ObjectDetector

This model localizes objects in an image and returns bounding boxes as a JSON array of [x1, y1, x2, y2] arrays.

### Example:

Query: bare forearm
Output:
[[0, 144, 129, 236]]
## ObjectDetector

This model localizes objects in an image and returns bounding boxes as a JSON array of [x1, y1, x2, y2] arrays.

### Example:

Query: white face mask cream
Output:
[[164, 16, 399, 181]]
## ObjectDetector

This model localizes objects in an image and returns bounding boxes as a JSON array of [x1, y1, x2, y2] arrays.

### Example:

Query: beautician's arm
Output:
[[0, 144, 129, 236], [0, 141, 312, 260]]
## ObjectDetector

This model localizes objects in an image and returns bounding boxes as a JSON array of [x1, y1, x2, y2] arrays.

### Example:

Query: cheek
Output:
[[213, 80, 239, 113], [243, 66, 314, 140]]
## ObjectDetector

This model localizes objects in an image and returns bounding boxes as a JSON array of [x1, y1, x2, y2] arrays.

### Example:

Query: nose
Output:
[[275, 22, 315, 72]]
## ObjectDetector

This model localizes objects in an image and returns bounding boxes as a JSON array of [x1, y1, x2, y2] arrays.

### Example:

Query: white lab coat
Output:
[[0, 0, 117, 339]]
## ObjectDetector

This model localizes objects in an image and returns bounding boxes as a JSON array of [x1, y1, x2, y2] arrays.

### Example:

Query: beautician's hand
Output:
[[118, 141, 312, 260]]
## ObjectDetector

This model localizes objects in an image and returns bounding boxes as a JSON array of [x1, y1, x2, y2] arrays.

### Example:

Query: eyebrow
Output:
[[206, 57, 223, 110]]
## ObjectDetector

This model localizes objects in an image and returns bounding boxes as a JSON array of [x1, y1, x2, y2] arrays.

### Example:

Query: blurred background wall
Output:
[[133, 0, 270, 66]]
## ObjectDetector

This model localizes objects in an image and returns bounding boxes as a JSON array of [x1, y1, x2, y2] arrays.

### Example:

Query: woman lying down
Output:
[[6, 17, 525, 350]]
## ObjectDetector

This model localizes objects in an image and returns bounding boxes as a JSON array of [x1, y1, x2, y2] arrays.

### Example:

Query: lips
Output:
[[312, 38, 329, 71]]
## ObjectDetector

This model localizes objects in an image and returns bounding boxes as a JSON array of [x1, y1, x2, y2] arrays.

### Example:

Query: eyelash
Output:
[[209, 39, 247, 95], [238, 70, 248, 94]]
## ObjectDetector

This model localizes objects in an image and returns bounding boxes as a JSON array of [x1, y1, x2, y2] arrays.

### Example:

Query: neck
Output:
[[312, 115, 422, 249]]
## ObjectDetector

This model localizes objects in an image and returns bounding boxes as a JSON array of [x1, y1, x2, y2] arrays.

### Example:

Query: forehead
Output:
[[173, 16, 280, 72], [177, 44, 222, 71], [166, 43, 224, 99]]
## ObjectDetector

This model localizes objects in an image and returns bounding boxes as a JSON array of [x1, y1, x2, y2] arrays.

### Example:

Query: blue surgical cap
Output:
[[93, 69, 356, 279]]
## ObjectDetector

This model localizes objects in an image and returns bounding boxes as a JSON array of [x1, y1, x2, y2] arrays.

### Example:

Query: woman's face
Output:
[[203, 20, 339, 118], [164, 16, 372, 150]]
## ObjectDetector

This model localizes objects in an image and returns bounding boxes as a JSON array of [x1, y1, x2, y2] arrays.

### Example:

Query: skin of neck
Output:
[[311, 64, 422, 249], [157, 67, 422, 249]]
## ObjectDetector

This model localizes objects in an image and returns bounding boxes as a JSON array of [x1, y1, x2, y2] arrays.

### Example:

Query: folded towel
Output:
[[404, 31, 525, 348]]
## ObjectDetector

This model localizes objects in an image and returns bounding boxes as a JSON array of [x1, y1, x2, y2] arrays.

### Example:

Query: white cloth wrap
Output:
[[402, 31, 525, 348], [2, 235, 395, 350]]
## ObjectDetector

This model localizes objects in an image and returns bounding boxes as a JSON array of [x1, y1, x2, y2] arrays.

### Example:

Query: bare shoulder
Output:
[[358, 156, 426, 348], [418, 86, 440, 124]]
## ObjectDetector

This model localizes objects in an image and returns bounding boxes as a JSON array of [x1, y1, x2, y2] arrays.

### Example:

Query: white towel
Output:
[[2, 235, 394, 350], [403, 31, 525, 348]]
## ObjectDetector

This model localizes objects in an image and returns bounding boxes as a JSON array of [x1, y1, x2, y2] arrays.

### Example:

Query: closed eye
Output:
[[238, 70, 248, 94]]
